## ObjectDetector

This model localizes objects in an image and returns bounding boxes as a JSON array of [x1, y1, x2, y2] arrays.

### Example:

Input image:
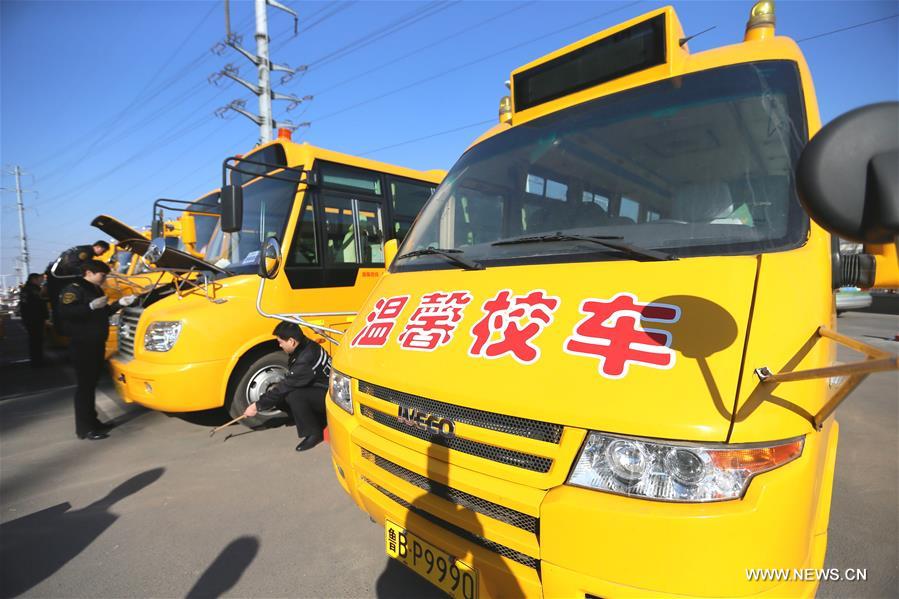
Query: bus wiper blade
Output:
[[396, 247, 485, 270], [492, 233, 677, 261]]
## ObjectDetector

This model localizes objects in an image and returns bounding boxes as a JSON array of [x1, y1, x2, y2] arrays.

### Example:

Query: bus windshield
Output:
[[204, 172, 300, 274], [400, 61, 808, 270], [187, 193, 221, 256], [192, 213, 219, 255]]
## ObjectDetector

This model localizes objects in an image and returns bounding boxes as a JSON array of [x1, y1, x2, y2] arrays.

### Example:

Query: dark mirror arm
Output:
[[220, 156, 316, 188]]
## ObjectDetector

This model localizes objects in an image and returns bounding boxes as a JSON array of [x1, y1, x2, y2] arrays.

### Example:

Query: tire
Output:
[[228, 350, 289, 428]]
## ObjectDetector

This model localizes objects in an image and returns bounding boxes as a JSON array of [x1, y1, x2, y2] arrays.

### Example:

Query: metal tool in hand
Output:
[[209, 414, 248, 437]]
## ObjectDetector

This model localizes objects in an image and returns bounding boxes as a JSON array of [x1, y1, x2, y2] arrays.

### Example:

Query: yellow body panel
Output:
[[108, 143, 443, 413], [327, 4, 847, 598], [340, 256, 760, 443]]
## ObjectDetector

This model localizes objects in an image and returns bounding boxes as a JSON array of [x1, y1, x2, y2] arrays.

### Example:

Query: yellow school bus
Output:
[[109, 135, 444, 426], [92, 209, 213, 358], [325, 4, 898, 598], [151, 192, 221, 259]]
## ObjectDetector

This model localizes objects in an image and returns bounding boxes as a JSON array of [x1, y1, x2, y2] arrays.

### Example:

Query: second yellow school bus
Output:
[[109, 134, 443, 426], [325, 3, 897, 598]]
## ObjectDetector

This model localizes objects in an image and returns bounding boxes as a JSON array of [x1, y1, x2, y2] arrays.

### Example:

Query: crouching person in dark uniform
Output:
[[59, 260, 136, 440], [243, 322, 331, 452]]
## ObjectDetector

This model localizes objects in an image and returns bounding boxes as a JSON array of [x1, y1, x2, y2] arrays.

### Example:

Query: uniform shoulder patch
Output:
[[78, 252, 88, 260], [62, 291, 77, 304]]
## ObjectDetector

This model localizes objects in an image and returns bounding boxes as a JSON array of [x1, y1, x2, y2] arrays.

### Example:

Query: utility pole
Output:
[[14, 166, 30, 284], [212, 0, 312, 144]]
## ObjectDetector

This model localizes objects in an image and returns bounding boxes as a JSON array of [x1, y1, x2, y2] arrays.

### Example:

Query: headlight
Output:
[[568, 432, 803, 502], [329, 369, 353, 414], [143, 321, 182, 352]]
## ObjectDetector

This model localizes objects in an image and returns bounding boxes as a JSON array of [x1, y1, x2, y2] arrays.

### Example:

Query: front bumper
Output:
[[326, 394, 839, 599], [109, 355, 228, 412]]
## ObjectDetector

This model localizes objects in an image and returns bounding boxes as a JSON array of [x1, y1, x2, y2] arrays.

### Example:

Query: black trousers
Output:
[[23, 320, 44, 366], [70, 338, 106, 437], [270, 387, 327, 438]]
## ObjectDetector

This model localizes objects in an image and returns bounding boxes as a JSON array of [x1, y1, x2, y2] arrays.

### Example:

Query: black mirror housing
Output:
[[220, 185, 243, 233], [796, 102, 899, 244]]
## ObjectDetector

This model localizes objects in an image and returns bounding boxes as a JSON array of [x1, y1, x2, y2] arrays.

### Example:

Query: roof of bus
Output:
[[240, 140, 446, 185], [464, 4, 816, 148]]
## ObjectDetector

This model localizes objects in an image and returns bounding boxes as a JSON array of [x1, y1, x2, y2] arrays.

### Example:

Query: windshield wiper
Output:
[[492, 233, 677, 261], [396, 247, 485, 270]]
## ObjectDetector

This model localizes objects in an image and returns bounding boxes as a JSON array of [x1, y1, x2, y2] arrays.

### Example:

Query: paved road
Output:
[[1, 312, 896, 598]]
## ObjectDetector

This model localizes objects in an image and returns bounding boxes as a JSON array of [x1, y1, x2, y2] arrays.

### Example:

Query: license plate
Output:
[[385, 520, 478, 599]]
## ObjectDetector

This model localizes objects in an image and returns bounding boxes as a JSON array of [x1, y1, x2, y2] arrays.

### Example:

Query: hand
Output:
[[119, 294, 137, 307], [89, 296, 109, 310], [243, 403, 258, 418]]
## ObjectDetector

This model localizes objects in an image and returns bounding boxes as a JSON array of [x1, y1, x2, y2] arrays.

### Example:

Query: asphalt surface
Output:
[[0, 312, 896, 598]]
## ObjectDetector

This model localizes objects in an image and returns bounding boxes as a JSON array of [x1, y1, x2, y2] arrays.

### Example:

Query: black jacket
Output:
[[58, 278, 123, 343], [255, 340, 331, 411], [54, 245, 95, 277], [18, 282, 48, 324]]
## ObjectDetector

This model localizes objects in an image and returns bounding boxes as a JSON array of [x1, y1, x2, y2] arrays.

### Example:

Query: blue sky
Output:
[[1, 0, 897, 284]]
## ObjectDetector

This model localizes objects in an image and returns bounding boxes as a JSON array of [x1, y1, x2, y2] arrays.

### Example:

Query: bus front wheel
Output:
[[228, 350, 289, 428]]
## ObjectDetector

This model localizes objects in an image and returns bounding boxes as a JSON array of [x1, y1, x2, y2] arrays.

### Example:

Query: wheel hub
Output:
[[246, 364, 287, 416]]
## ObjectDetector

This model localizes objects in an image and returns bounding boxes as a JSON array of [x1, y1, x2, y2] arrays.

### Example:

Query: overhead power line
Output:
[[796, 13, 899, 43], [32, 92, 230, 211], [359, 118, 495, 156], [307, 1, 642, 124], [28, 3, 221, 173], [306, 1, 458, 70], [299, 2, 357, 34], [310, 1, 537, 98]]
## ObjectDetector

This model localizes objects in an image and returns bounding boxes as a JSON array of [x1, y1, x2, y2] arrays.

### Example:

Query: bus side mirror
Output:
[[220, 185, 243, 233], [259, 237, 282, 280], [384, 238, 398, 269], [143, 238, 166, 265], [796, 102, 899, 244]]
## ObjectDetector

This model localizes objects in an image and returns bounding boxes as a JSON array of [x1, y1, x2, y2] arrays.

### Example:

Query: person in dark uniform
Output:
[[58, 260, 136, 441], [243, 322, 331, 451], [18, 273, 49, 367], [46, 241, 111, 336]]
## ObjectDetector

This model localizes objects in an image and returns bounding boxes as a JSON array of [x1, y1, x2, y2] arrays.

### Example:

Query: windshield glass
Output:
[[192, 214, 219, 255], [204, 172, 300, 274], [400, 61, 808, 270]]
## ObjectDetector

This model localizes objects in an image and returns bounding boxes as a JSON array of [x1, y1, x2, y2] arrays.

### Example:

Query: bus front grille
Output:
[[361, 448, 538, 534], [357, 380, 563, 443], [116, 307, 143, 360], [360, 405, 552, 473]]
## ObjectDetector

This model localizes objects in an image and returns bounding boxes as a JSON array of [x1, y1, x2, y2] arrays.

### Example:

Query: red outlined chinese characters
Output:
[[397, 290, 472, 351], [350, 295, 410, 348], [564, 292, 681, 379], [469, 289, 561, 364]]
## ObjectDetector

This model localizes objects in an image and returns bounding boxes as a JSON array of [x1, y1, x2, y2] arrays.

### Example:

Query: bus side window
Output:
[[390, 179, 435, 244], [288, 200, 319, 265], [322, 195, 358, 265], [619, 196, 640, 223]]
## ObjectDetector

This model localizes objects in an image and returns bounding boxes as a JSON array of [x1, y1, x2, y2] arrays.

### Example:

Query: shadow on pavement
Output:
[[0, 467, 164, 598], [167, 408, 234, 427], [185, 536, 260, 599], [376, 558, 446, 598]]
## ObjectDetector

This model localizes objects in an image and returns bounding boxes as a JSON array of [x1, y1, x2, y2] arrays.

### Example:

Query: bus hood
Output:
[[121, 237, 228, 275], [92, 214, 147, 243], [337, 256, 761, 443]]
